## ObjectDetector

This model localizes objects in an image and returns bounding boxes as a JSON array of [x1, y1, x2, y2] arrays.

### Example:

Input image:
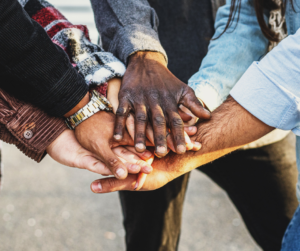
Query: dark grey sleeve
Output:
[[90, 0, 167, 64]]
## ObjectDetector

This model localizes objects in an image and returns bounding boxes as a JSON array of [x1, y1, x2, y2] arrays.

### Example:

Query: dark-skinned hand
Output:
[[114, 51, 211, 157]]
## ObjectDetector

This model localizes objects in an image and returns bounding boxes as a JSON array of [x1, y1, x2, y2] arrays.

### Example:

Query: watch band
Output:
[[65, 90, 113, 129]]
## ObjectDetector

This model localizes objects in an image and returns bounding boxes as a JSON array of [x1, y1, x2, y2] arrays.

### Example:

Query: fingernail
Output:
[[188, 126, 195, 131], [177, 144, 186, 154], [195, 142, 202, 149], [114, 134, 122, 140], [156, 146, 167, 154], [204, 108, 210, 115], [134, 181, 139, 190], [135, 143, 146, 151], [92, 182, 102, 193], [143, 151, 153, 158], [116, 168, 126, 179]]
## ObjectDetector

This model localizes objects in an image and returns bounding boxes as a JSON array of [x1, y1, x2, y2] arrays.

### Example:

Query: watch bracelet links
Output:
[[65, 90, 113, 129]]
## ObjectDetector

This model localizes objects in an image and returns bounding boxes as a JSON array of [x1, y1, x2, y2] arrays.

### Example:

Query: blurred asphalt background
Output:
[[0, 1, 261, 250]]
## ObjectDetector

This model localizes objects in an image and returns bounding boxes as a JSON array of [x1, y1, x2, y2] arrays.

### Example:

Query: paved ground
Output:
[[0, 143, 260, 251], [0, 1, 261, 250]]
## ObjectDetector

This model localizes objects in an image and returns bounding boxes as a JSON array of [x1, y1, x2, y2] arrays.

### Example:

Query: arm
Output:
[[90, 0, 167, 64], [91, 0, 210, 157], [91, 96, 274, 192], [188, 0, 269, 111], [0, 0, 88, 116], [93, 21, 300, 192], [19, 0, 125, 87]]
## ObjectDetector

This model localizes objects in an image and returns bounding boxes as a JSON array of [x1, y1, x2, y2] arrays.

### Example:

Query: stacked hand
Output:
[[48, 51, 211, 192]]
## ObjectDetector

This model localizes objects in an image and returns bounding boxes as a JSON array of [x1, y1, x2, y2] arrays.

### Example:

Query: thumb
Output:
[[181, 94, 211, 120]]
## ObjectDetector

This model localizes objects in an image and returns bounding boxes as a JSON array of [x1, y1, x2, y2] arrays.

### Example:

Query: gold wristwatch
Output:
[[65, 90, 113, 129]]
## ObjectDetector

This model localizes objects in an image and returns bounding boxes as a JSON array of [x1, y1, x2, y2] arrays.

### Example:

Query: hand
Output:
[[74, 111, 153, 179], [113, 51, 210, 157], [90, 151, 189, 192], [107, 78, 201, 153], [46, 130, 154, 176], [90, 96, 275, 192], [126, 113, 201, 153]]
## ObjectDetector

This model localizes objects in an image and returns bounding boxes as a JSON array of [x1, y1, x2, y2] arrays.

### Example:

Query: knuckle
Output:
[[107, 178, 117, 189], [148, 90, 160, 101], [171, 117, 184, 127], [136, 113, 147, 123], [108, 158, 119, 168], [120, 148, 128, 155], [136, 132, 145, 139], [114, 123, 124, 132], [153, 116, 166, 127], [155, 134, 166, 143], [173, 134, 185, 143], [116, 107, 129, 117]]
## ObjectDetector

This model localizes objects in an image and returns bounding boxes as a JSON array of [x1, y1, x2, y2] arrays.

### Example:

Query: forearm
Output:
[[0, 0, 87, 116], [0, 88, 67, 162], [158, 97, 274, 172], [188, 0, 269, 111]]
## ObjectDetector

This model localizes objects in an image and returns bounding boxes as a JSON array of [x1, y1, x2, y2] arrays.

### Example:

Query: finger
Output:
[[76, 155, 113, 176], [150, 106, 168, 157], [184, 126, 197, 136], [145, 123, 155, 145], [134, 173, 148, 191], [179, 105, 199, 126], [91, 175, 138, 193], [100, 145, 129, 179], [166, 131, 176, 152], [178, 108, 192, 122], [191, 140, 202, 151], [126, 113, 135, 140], [184, 131, 194, 151], [114, 100, 131, 141], [134, 104, 148, 152], [180, 91, 211, 120], [113, 147, 153, 174], [166, 107, 186, 154], [125, 146, 154, 163]]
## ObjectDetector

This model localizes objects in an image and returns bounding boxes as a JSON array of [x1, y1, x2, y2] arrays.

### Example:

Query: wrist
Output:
[[64, 92, 90, 118], [129, 51, 167, 67]]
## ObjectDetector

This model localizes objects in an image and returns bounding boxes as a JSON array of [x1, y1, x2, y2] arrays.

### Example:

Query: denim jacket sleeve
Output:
[[230, 27, 300, 136], [188, 0, 269, 111]]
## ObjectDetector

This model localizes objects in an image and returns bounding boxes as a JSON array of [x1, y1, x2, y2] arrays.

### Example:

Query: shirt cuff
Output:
[[188, 80, 224, 111], [230, 62, 299, 133], [5, 104, 67, 158], [109, 24, 168, 65]]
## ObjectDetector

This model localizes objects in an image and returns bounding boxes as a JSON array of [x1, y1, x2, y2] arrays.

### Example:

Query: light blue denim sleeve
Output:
[[188, 0, 269, 111], [230, 28, 300, 136]]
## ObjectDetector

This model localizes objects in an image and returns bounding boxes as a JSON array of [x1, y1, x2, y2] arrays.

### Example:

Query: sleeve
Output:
[[90, 0, 167, 64], [20, 0, 126, 86], [230, 27, 300, 136], [0, 0, 88, 117], [188, 0, 269, 111], [0, 88, 67, 162]]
